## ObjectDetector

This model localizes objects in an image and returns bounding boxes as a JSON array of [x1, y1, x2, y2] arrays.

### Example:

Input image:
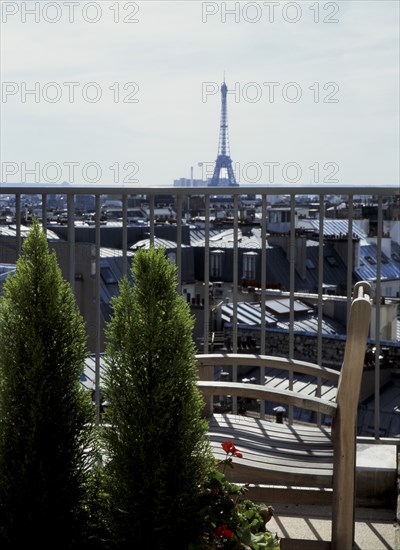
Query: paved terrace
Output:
[[268, 503, 397, 549]]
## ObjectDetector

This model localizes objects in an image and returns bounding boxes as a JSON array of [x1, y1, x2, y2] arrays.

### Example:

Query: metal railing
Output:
[[0, 182, 398, 444]]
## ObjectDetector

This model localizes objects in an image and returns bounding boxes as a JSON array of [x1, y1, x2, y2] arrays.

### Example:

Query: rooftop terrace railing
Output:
[[0, 183, 399, 445]]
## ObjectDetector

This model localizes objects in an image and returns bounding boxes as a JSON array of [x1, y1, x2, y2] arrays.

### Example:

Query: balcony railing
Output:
[[0, 183, 399, 445]]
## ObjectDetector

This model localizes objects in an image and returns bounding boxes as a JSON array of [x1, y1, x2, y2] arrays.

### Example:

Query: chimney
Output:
[[268, 232, 307, 280], [295, 233, 307, 280], [327, 235, 360, 270]]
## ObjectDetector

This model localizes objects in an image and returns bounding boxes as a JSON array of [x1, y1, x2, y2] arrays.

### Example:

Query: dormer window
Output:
[[210, 249, 224, 278], [243, 251, 258, 280]]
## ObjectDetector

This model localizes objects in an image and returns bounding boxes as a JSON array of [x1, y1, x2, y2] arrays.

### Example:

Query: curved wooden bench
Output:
[[196, 281, 372, 550]]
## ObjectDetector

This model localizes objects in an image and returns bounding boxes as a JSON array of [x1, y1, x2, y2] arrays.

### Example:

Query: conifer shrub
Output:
[[102, 246, 214, 549], [0, 219, 98, 548]]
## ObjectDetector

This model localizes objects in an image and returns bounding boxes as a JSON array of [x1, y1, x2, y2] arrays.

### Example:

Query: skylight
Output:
[[365, 256, 376, 266], [100, 266, 118, 284]]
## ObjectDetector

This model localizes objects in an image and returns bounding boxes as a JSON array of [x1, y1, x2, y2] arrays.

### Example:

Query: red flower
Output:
[[221, 440, 243, 458], [221, 441, 234, 454], [214, 524, 234, 538]]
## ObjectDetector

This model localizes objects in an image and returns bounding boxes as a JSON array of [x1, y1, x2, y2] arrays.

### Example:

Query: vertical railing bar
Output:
[[232, 196, 238, 355], [41, 193, 47, 233], [232, 194, 239, 415], [288, 194, 296, 424], [202, 193, 212, 417], [260, 193, 267, 355], [176, 194, 182, 294], [94, 194, 101, 425], [149, 195, 155, 246], [203, 195, 210, 355], [317, 195, 324, 365], [259, 192, 267, 419], [122, 194, 128, 278], [374, 195, 383, 440], [67, 193, 75, 292], [289, 194, 296, 358], [15, 194, 21, 258], [316, 194, 324, 426], [347, 196, 354, 316]]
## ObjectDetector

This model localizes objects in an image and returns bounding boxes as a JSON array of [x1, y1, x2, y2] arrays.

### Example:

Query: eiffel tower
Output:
[[210, 80, 238, 187]]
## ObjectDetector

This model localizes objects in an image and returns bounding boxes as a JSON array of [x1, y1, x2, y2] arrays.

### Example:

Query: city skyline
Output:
[[1, 1, 399, 188]]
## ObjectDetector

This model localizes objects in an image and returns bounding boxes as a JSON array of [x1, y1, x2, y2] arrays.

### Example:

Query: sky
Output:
[[1, 0, 399, 188]]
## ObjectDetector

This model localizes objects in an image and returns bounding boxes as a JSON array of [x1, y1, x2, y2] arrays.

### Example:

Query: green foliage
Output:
[[0, 219, 98, 548], [190, 444, 280, 549], [102, 247, 215, 549]]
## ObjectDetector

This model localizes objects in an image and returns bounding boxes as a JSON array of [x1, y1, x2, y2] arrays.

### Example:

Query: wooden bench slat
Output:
[[197, 381, 338, 416], [210, 439, 334, 464], [212, 454, 333, 487], [211, 446, 334, 472], [208, 415, 334, 469], [261, 369, 338, 401], [196, 353, 340, 382], [209, 416, 333, 446]]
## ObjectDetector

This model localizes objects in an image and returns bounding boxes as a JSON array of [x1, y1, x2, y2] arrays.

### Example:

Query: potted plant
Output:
[[191, 441, 281, 549]]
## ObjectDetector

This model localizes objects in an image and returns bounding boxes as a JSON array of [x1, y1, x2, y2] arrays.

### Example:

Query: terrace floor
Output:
[[268, 504, 397, 550]]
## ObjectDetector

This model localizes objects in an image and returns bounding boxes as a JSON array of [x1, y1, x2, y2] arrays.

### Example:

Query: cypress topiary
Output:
[[0, 219, 97, 548], [102, 246, 214, 549]]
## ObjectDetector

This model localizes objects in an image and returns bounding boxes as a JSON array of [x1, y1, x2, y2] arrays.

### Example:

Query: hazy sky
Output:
[[1, 0, 399, 187]]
